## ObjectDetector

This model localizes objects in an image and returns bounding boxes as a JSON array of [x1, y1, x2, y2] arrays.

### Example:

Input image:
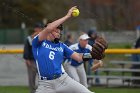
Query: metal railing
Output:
[[1, 49, 140, 54]]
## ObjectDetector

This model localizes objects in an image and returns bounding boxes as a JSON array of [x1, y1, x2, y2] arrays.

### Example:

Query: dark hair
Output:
[[45, 19, 63, 30], [57, 24, 63, 30], [44, 23, 63, 31]]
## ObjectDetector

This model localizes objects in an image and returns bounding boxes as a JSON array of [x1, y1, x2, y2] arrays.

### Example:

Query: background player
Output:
[[87, 29, 101, 84], [63, 34, 103, 87], [64, 33, 74, 47], [23, 22, 43, 93]]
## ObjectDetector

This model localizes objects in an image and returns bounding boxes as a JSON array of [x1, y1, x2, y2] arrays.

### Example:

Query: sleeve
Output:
[[63, 43, 74, 58], [32, 35, 43, 48], [69, 44, 76, 50], [23, 38, 30, 59], [69, 45, 73, 49], [86, 44, 92, 51]]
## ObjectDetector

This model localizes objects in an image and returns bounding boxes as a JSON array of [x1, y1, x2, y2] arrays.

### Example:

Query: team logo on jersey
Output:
[[42, 42, 63, 52]]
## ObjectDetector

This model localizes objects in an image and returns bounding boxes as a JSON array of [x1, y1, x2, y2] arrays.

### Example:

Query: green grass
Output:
[[0, 86, 29, 93], [0, 86, 140, 93], [108, 43, 132, 49], [89, 87, 140, 93]]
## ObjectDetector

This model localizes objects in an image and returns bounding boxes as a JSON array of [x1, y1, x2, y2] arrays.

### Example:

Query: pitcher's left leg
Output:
[[56, 73, 95, 93]]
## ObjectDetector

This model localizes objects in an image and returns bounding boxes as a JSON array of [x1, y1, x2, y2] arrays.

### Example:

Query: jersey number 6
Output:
[[49, 51, 55, 60]]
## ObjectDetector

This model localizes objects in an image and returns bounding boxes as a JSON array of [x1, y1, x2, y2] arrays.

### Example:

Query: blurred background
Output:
[[0, 0, 140, 93], [0, 0, 140, 44]]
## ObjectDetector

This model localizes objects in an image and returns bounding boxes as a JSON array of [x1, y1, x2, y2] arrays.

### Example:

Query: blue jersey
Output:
[[69, 43, 92, 67], [32, 35, 74, 78]]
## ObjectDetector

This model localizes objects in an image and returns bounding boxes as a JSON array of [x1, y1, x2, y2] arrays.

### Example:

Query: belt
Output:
[[40, 73, 64, 80]]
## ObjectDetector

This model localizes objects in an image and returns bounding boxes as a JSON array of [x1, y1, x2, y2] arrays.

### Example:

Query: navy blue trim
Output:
[[40, 73, 64, 80]]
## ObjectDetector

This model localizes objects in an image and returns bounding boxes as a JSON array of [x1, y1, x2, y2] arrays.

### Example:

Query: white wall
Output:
[[0, 54, 28, 86]]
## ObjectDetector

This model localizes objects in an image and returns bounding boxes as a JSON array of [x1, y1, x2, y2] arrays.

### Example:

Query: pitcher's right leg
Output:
[[35, 80, 56, 93]]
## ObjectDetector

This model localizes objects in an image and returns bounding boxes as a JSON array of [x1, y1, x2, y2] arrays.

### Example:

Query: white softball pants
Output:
[[35, 73, 94, 93], [64, 62, 88, 88]]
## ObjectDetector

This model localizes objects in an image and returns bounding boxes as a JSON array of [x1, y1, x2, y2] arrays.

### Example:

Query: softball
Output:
[[72, 8, 80, 17]]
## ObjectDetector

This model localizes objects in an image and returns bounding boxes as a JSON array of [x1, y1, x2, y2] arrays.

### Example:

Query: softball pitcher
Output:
[[32, 6, 107, 93]]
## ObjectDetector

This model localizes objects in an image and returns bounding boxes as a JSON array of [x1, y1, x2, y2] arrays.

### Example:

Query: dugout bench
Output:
[[87, 60, 140, 87]]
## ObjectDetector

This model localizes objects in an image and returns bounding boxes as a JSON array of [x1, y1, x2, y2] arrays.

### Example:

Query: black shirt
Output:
[[23, 36, 35, 60]]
